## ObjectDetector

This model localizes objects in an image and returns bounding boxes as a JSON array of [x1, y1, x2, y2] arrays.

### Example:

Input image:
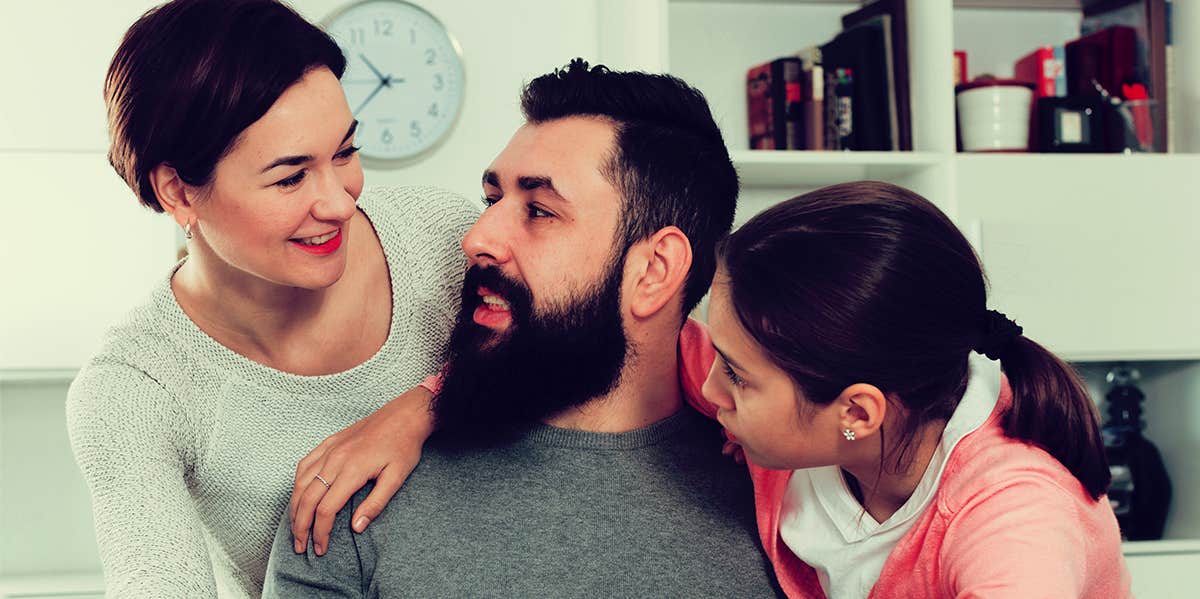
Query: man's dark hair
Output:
[[520, 58, 738, 318], [105, 0, 346, 211]]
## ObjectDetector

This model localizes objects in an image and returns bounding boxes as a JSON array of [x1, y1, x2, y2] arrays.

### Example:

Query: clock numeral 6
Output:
[[410, 121, 422, 138], [382, 129, 394, 145]]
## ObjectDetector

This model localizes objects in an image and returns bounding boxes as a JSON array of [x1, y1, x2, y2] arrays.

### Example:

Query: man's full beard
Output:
[[431, 259, 631, 447]]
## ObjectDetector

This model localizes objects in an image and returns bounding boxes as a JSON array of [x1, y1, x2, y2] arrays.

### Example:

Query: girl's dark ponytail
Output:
[[992, 334, 1111, 500]]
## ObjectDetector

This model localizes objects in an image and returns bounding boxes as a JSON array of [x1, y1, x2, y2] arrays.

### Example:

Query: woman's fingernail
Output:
[[354, 516, 369, 532], [294, 540, 303, 553], [315, 545, 325, 556]]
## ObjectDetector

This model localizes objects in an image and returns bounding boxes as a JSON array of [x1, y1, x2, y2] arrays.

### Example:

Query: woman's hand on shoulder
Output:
[[288, 385, 435, 556]]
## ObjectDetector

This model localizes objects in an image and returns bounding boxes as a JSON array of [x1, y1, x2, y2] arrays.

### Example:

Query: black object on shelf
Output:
[[1102, 366, 1172, 541]]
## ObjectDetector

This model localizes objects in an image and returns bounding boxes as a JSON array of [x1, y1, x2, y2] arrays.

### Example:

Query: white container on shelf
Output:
[[956, 79, 1035, 152]]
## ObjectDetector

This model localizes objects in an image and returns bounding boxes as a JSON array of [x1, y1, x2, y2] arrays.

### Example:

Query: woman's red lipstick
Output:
[[290, 229, 342, 255]]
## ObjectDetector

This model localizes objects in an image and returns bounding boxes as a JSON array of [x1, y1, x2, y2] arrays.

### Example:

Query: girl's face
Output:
[[702, 272, 845, 470], [184, 66, 364, 291]]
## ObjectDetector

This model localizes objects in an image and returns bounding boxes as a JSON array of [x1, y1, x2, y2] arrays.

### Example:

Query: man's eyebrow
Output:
[[260, 121, 359, 174], [713, 345, 744, 372], [517, 176, 566, 202]]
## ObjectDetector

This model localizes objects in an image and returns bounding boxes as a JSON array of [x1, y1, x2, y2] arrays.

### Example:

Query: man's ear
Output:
[[834, 383, 888, 442], [149, 163, 198, 228], [624, 226, 693, 320]]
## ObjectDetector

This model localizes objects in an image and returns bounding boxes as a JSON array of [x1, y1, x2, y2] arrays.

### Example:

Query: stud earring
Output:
[[183, 220, 193, 240], [842, 428, 856, 441]]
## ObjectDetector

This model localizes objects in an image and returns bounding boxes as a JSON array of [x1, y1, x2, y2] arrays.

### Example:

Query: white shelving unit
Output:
[[599, 1, 1200, 597]]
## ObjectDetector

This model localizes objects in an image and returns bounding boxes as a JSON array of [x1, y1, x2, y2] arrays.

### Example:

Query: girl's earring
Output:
[[842, 428, 856, 441], [184, 220, 194, 240]]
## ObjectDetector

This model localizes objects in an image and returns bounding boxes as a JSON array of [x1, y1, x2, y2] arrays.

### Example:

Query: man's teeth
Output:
[[297, 230, 338, 246], [482, 295, 511, 311]]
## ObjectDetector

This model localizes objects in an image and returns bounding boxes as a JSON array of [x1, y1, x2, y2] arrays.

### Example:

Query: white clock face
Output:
[[324, 0, 465, 165]]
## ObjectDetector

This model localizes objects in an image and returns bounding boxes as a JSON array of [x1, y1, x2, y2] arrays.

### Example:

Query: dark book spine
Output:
[[746, 63, 774, 149]]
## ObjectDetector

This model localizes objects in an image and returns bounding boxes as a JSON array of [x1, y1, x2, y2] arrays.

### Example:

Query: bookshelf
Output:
[[601, 1, 1200, 596], [730, 150, 942, 186]]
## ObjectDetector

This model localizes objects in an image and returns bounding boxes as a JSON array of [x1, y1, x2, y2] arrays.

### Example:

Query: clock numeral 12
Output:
[[374, 19, 394, 36]]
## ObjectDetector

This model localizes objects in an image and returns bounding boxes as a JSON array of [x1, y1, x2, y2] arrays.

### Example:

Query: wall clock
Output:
[[324, 0, 466, 166]]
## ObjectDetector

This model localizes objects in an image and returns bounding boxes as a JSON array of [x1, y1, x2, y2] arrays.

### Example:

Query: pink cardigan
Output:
[[677, 320, 1131, 598]]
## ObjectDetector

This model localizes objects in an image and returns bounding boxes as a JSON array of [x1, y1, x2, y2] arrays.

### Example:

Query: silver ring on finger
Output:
[[315, 473, 332, 489]]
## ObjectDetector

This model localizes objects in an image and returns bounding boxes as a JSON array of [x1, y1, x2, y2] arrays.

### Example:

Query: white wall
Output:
[[0, 0, 601, 577]]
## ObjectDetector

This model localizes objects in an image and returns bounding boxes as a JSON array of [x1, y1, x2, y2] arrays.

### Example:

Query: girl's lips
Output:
[[290, 229, 343, 255]]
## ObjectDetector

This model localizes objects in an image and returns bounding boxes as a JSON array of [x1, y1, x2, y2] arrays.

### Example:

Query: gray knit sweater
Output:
[[66, 186, 479, 598]]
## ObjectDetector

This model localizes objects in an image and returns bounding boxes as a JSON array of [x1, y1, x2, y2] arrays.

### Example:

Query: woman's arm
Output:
[[290, 186, 479, 555], [67, 363, 217, 598], [288, 385, 435, 556]]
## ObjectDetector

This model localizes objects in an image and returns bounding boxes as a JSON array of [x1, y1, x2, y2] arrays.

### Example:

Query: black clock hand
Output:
[[353, 80, 387, 116], [359, 53, 389, 84]]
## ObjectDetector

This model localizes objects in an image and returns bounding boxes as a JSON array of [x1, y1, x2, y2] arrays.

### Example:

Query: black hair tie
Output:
[[974, 310, 1023, 361]]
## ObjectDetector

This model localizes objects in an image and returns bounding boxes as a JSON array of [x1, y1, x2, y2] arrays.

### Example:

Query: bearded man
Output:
[[265, 59, 780, 598]]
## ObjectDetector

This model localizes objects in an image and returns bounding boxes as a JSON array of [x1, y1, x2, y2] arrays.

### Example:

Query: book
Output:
[[821, 15, 898, 151], [824, 68, 855, 151], [1015, 45, 1067, 98], [1065, 25, 1138, 99], [842, 0, 911, 150], [746, 57, 804, 150], [1081, 0, 1170, 149], [796, 46, 824, 150]]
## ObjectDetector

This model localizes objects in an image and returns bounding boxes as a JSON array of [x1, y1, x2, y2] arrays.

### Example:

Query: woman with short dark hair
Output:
[[66, 1, 473, 596]]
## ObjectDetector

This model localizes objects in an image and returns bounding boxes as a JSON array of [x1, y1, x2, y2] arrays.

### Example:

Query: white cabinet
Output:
[[0, 574, 104, 599], [0, 154, 177, 371], [955, 154, 1200, 361]]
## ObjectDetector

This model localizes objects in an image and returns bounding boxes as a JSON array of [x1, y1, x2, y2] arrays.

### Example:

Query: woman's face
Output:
[[702, 271, 843, 470], [187, 66, 364, 290]]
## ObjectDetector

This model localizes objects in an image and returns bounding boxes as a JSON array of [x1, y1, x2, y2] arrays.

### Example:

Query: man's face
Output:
[[432, 117, 633, 445]]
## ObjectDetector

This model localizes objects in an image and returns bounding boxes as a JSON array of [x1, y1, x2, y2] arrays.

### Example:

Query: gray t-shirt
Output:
[[264, 408, 782, 598]]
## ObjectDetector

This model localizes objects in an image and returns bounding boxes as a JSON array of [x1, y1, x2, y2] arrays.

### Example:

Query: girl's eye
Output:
[[276, 170, 306, 188], [481, 196, 499, 209], [335, 145, 360, 161], [722, 361, 746, 388]]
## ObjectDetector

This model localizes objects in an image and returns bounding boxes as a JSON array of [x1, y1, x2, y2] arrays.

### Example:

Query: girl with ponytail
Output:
[[683, 181, 1131, 598]]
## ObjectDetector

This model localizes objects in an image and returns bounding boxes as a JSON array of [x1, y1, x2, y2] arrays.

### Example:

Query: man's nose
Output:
[[461, 201, 514, 267]]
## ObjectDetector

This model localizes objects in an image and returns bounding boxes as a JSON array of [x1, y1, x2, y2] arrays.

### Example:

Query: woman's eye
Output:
[[481, 196, 499, 209], [335, 145, 360, 161], [722, 361, 746, 388], [276, 170, 306, 188], [528, 204, 553, 219]]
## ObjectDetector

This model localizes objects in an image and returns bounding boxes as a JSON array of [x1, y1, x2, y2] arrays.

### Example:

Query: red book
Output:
[[746, 58, 803, 150], [1065, 25, 1137, 98], [1015, 46, 1066, 98]]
